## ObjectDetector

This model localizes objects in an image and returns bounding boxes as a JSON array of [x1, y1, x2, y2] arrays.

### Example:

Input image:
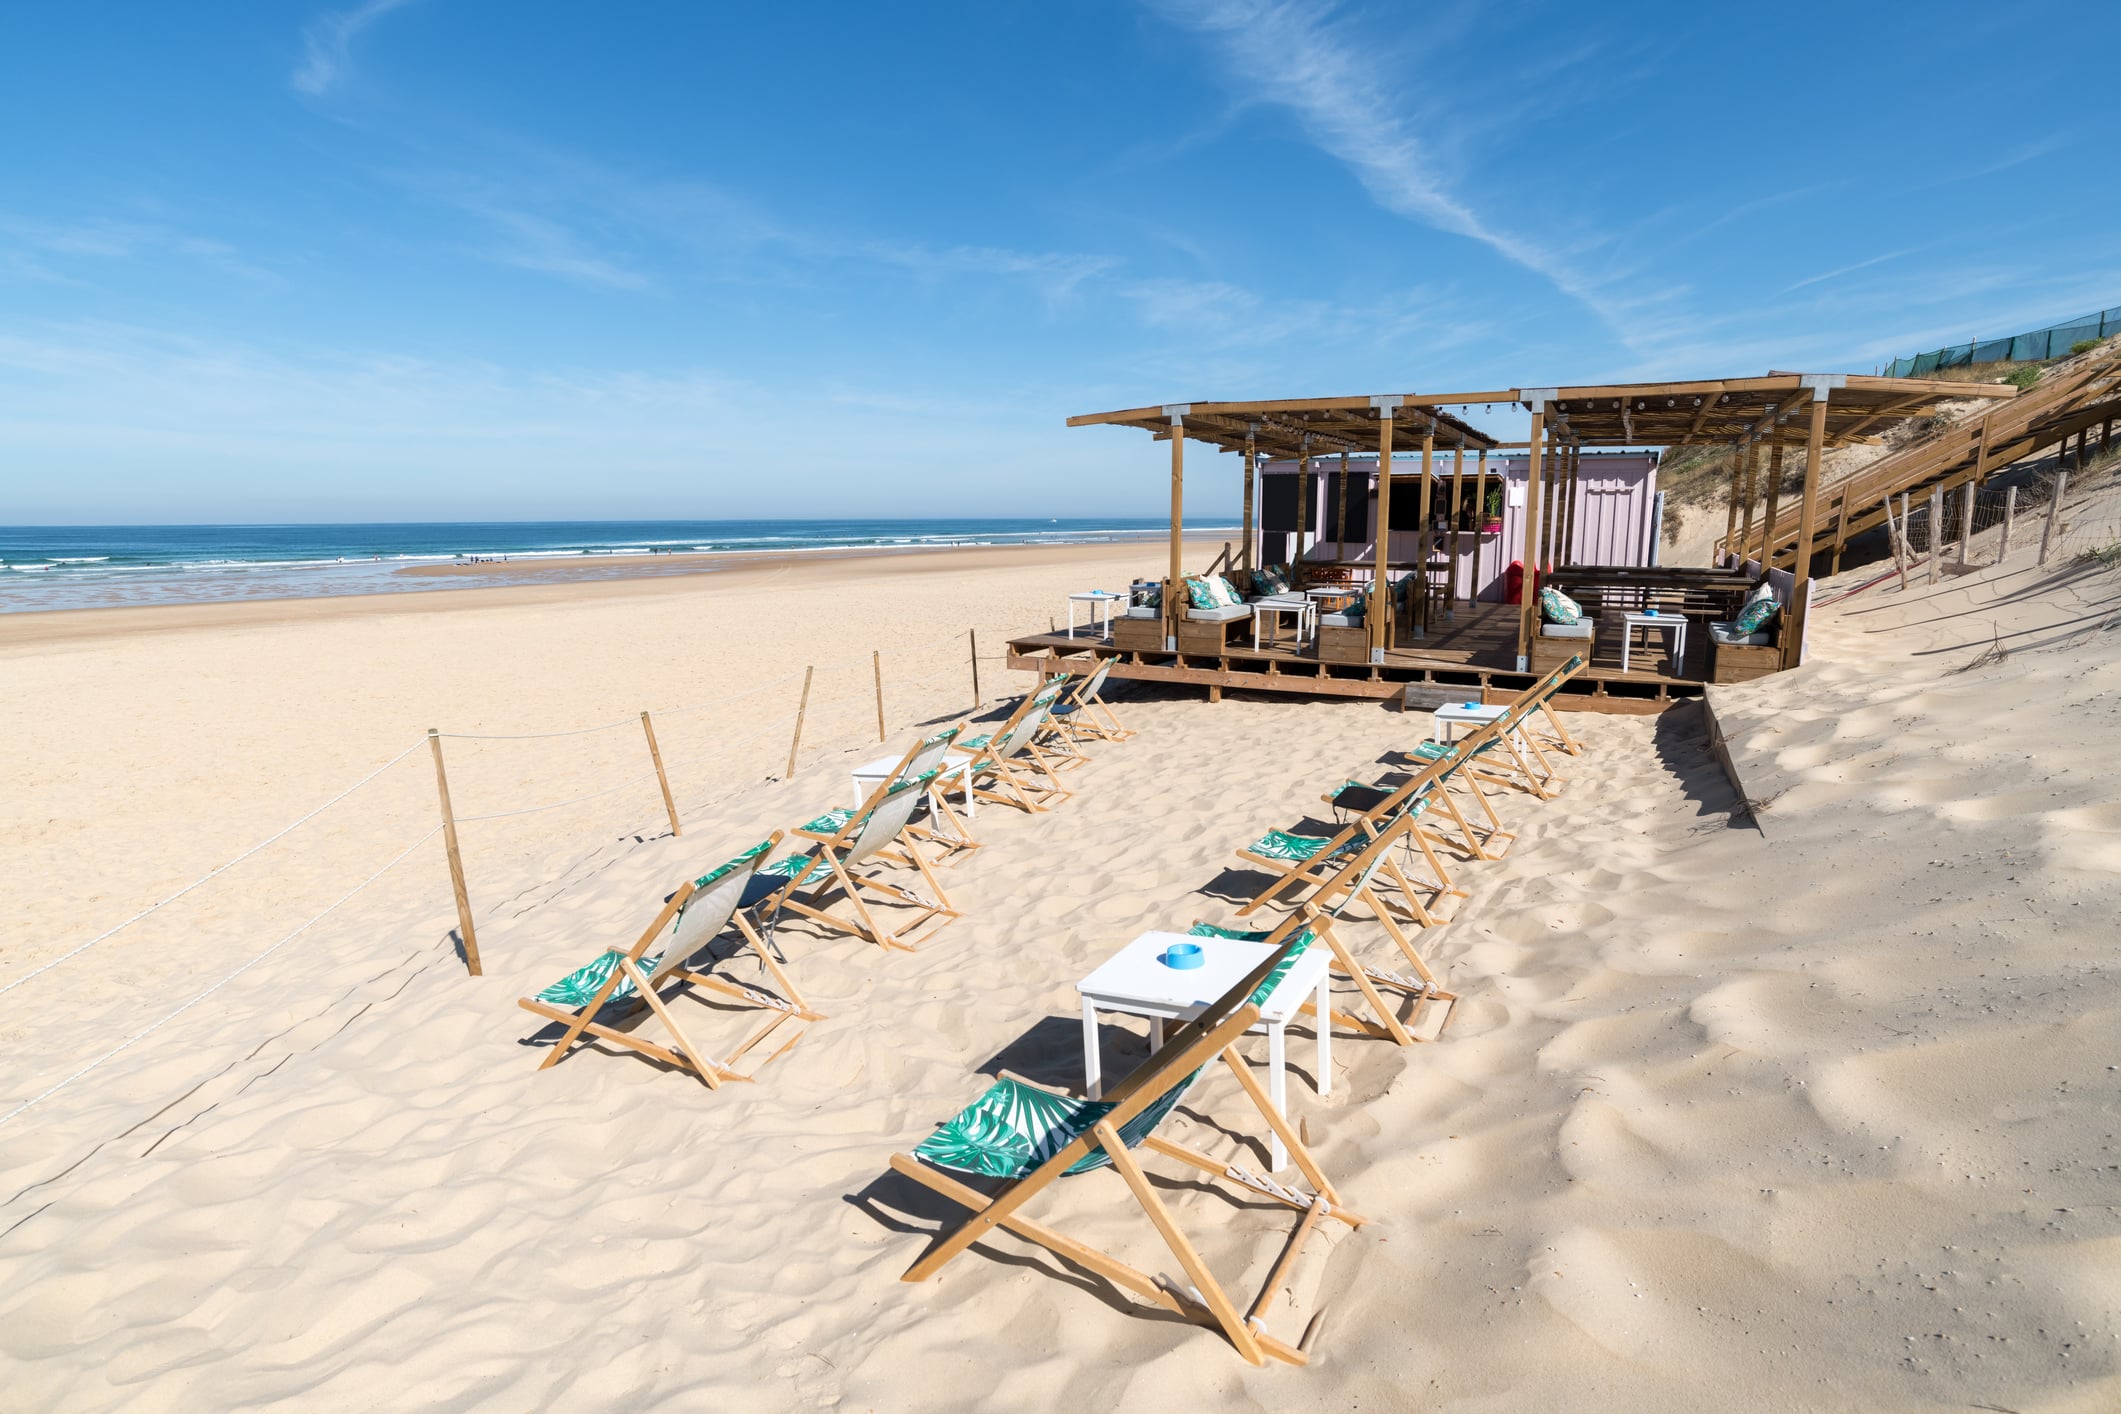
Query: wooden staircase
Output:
[[1731, 342, 2121, 573]]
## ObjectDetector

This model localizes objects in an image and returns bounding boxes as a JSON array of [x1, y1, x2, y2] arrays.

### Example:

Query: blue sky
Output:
[[4, 1, 2116, 523]]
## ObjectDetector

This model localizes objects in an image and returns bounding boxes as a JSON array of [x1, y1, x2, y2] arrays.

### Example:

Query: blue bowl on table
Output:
[[1158, 942, 1205, 970]]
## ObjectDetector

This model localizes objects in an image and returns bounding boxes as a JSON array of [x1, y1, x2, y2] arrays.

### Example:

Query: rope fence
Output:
[[0, 623, 1044, 1137]]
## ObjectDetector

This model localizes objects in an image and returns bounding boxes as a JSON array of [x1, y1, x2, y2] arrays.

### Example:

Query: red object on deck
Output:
[[1505, 560, 1526, 604]]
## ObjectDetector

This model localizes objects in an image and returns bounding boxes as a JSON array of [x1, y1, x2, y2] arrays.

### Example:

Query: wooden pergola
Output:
[[1070, 372, 2008, 668]]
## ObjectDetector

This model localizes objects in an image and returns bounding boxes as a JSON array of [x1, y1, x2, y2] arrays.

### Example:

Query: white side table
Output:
[[1078, 930, 1331, 1170], [1430, 700, 1506, 742], [1067, 591, 1125, 640], [849, 751, 975, 821], [1620, 611, 1686, 674], [1251, 595, 1314, 650]]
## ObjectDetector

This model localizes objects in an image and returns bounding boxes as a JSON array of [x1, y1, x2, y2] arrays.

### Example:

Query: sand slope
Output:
[[3, 521, 2119, 1409]]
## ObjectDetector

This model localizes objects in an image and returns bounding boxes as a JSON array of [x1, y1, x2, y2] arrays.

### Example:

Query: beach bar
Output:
[[1011, 374, 2009, 711]]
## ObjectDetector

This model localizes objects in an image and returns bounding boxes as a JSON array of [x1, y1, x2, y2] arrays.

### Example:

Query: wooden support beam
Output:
[[1760, 441, 1786, 569], [1792, 391, 1830, 597], [1723, 446, 1742, 562], [1241, 427, 1256, 572], [1474, 448, 1489, 603], [1516, 404, 1547, 670], [1168, 410, 1185, 647], [1737, 441, 1759, 564], [1415, 427, 1435, 637], [1371, 404, 1396, 661], [1297, 442, 1313, 566], [1445, 442, 1464, 617], [1335, 450, 1350, 561]]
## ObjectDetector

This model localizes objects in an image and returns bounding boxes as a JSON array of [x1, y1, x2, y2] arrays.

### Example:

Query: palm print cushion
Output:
[[1538, 585, 1583, 625], [912, 1075, 1193, 1179], [799, 805, 855, 835], [1183, 575, 1219, 609], [1733, 595, 1780, 634], [537, 947, 662, 1008]]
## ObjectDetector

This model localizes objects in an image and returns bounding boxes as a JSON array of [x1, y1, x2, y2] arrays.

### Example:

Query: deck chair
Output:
[[1233, 721, 1506, 925], [776, 772, 958, 952], [1325, 656, 1586, 858], [887, 903, 1366, 1366], [950, 674, 1075, 813], [809, 724, 981, 866], [1405, 656, 1584, 803], [518, 832, 822, 1085], [1046, 658, 1132, 749], [1195, 809, 1456, 1048]]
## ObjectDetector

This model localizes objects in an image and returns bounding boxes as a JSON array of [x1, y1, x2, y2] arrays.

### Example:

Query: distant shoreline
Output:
[[0, 534, 1236, 647], [0, 522, 1241, 619]]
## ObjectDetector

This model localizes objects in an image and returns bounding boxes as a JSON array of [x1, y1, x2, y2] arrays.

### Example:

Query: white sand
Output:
[[2, 519, 2118, 1410]]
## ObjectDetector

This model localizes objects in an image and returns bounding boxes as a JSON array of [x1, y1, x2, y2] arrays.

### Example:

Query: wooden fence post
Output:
[[1884, 497, 1909, 591], [1957, 482, 1975, 568], [872, 650, 886, 742], [2039, 471, 2068, 566], [641, 711, 680, 837], [1998, 486, 2017, 564], [1927, 487, 1942, 584], [426, 728, 481, 977], [786, 666, 814, 778], [969, 629, 982, 707]]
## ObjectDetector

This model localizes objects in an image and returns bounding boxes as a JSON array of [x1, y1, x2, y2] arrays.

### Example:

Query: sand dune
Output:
[[3, 504, 2119, 1408]]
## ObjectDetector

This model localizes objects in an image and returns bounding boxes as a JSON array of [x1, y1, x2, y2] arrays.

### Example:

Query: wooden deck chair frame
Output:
[[1326, 656, 1587, 859], [518, 829, 822, 1086], [780, 773, 959, 952], [888, 901, 1369, 1366], [1051, 657, 1132, 745], [1235, 714, 1510, 922], [955, 675, 1075, 813], [825, 722, 983, 865], [1429, 659, 1584, 803], [1196, 812, 1456, 1050]]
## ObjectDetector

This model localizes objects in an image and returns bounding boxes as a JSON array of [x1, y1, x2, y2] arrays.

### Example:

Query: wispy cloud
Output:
[[1149, 0, 1642, 340], [0, 214, 284, 288], [1780, 248, 1914, 295], [292, 0, 419, 97]]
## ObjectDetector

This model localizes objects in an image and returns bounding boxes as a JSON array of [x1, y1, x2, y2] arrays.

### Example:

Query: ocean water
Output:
[[0, 519, 1216, 614]]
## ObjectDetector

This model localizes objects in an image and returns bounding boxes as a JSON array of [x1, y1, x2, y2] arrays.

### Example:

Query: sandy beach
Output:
[[3, 508, 2119, 1410]]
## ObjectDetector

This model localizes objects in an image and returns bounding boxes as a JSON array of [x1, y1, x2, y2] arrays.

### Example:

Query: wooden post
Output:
[[1998, 484, 2018, 563], [968, 629, 981, 706], [1474, 448, 1489, 601], [1241, 427, 1257, 572], [1516, 401, 1547, 670], [1792, 391, 1830, 600], [1722, 446, 1742, 562], [1761, 441, 1785, 570], [1565, 441, 1582, 566], [2039, 470, 2068, 566], [1738, 440, 1759, 566], [426, 729, 481, 977], [641, 711, 681, 837], [786, 665, 814, 778], [1167, 410, 1185, 649], [1445, 442, 1464, 618], [1927, 487, 1942, 584], [1371, 403, 1397, 660], [1957, 480, 1975, 568], [1335, 449, 1349, 562], [1414, 427, 1434, 637], [872, 650, 886, 741], [1972, 413, 1992, 486], [1883, 496, 1909, 591], [1297, 443, 1313, 566]]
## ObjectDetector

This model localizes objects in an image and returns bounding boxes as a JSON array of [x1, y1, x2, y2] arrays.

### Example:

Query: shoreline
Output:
[[0, 524, 1241, 624], [0, 535, 1231, 648]]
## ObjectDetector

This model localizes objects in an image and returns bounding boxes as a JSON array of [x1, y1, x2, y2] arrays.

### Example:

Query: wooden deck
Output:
[[1007, 602, 1710, 714]]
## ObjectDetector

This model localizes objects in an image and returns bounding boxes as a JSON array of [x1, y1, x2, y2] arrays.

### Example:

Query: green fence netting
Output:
[[1883, 304, 2121, 377]]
